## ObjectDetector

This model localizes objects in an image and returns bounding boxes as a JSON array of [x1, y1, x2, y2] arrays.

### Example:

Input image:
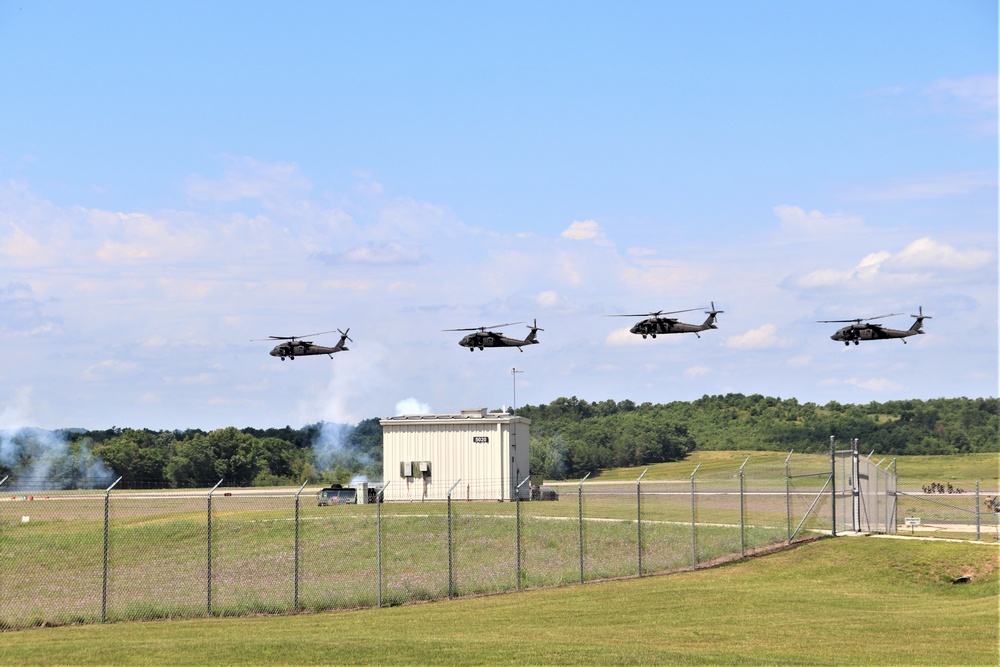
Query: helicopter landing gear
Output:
[[641, 334, 647, 339], [651, 333, 656, 338]]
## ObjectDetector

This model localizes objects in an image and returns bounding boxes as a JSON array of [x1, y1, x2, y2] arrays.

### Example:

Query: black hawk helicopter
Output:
[[255, 329, 352, 360], [819, 307, 930, 345], [444, 320, 542, 352], [609, 302, 723, 339]]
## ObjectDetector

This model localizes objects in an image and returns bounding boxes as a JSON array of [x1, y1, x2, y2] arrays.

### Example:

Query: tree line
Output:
[[518, 394, 998, 479], [0, 395, 994, 489]]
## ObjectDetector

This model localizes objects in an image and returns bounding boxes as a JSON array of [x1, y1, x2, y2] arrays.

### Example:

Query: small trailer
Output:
[[317, 482, 384, 506], [317, 485, 357, 506]]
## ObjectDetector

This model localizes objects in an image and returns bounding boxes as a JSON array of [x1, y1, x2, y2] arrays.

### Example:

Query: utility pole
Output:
[[511, 367, 523, 414]]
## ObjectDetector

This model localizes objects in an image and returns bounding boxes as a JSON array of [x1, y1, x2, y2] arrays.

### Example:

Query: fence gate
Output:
[[833, 438, 896, 535]]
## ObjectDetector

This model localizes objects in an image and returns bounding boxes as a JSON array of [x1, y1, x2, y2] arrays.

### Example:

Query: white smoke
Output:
[[311, 422, 355, 471], [0, 427, 114, 491]]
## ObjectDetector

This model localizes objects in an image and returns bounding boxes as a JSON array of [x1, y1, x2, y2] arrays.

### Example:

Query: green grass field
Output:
[[0, 537, 995, 666], [592, 450, 1000, 489], [1, 489, 802, 629]]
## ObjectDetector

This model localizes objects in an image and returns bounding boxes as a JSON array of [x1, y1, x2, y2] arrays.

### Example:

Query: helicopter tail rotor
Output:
[[524, 319, 543, 344], [908, 306, 931, 332]]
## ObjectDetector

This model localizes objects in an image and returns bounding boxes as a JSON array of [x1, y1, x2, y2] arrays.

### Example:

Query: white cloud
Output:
[[774, 205, 863, 233], [821, 377, 905, 393], [83, 360, 141, 381], [725, 324, 779, 349], [786, 237, 993, 289], [923, 74, 998, 114], [886, 237, 993, 272], [620, 263, 701, 290], [185, 156, 313, 205], [856, 171, 996, 201], [555, 251, 584, 287], [313, 242, 424, 265], [685, 366, 711, 378], [536, 290, 562, 309], [395, 397, 431, 415], [605, 327, 645, 346], [561, 219, 604, 241], [0, 225, 46, 263]]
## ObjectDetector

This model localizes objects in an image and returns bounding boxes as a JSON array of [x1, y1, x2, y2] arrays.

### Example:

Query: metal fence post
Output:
[[101, 476, 122, 623], [637, 468, 647, 577], [206, 478, 223, 616], [868, 454, 884, 533], [578, 472, 590, 584], [515, 476, 531, 591], [830, 436, 837, 537], [447, 479, 461, 599], [891, 459, 897, 533], [852, 439, 861, 532], [690, 463, 701, 569], [377, 482, 389, 608], [785, 450, 793, 544], [975, 481, 980, 541], [294, 480, 308, 613], [739, 456, 749, 557]]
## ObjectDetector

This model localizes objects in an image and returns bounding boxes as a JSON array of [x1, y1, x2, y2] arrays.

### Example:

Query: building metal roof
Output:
[[381, 408, 530, 423]]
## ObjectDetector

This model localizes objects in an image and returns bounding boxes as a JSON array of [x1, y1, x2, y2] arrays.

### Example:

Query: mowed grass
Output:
[[594, 450, 1000, 491], [0, 537, 995, 666], [2, 493, 796, 628]]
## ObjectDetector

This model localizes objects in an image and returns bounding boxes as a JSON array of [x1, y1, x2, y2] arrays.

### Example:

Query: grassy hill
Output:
[[0, 537, 996, 666], [592, 450, 1000, 489]]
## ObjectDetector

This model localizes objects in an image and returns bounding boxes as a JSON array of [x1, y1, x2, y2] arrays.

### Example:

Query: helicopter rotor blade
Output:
[[254, 329, 342, 342], [443, 322, 523, 332], [338, 328, 353, 342], [817, 312, 902, 324], [607, 307, 704, 318], [293, 329, 342, 339]]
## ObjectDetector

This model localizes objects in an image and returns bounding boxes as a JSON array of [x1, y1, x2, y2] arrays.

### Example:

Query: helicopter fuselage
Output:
[[827, 309, 929, 346], [831, 325, 922, 345], [270, 337, 349, 360], [459, 332, 538, 351], [631, 319, 718, 338]]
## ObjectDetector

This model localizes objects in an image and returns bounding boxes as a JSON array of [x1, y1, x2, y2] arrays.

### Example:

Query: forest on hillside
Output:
[[517, 395, 999, 479], [0, 395, 995, 489]]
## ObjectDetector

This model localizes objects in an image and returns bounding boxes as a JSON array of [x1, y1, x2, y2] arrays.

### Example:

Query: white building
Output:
[[380, 408, 530, 502]]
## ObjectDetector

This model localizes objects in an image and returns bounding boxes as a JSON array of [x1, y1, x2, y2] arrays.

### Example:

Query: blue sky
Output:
[[0, 1, 996, 430]]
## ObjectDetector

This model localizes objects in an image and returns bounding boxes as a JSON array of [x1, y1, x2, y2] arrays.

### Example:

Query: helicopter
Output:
[[819, 307, 930, 345], [608, 302, 723, 339], [255, 329, 352, 360], [443, 320, 543, 352]]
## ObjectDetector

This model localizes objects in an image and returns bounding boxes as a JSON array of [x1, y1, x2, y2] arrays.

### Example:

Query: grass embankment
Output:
[[0, 537, 996, 666]]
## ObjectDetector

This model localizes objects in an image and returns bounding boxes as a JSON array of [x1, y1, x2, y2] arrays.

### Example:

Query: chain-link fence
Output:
[[2, 449, 990, 630], [895, 481, 999, 541]]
